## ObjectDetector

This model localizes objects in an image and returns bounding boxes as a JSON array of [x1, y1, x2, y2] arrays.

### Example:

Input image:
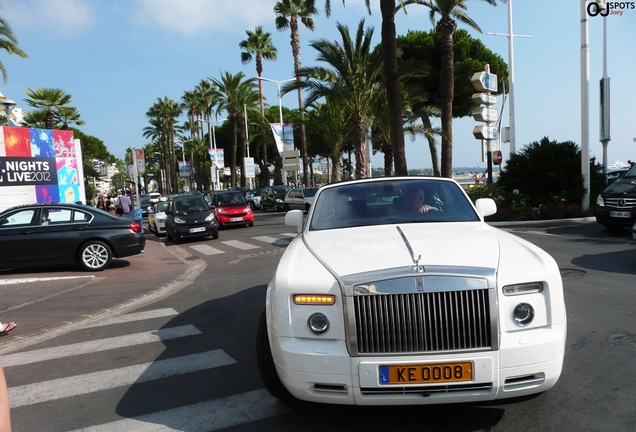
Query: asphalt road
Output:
[[0, 214, 635, 431]]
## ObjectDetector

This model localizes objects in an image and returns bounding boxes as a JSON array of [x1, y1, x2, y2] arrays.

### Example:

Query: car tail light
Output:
[[128, 222, 142, 233]]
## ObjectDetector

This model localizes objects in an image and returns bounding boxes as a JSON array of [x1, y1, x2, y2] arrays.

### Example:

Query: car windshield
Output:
[[274, 186, 291, 194], [308, 179, 480, 231], [303, 188, 318, 198], [173, 197, 209, 214], [622, 165, 636, 179], [217, 192, 247, 206], [155, 202, 169, 213]]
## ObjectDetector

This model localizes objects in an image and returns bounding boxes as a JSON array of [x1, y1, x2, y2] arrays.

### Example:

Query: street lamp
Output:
[[0, 92, 16, 126], [198, 118, 227, 191], [256, 76, 295, 185], [256, 77, 295, 127]]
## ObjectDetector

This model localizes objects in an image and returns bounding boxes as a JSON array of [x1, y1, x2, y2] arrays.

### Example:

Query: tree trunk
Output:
[[421, 114, 441, 177], [438, 18, 457, 178], [380, 0, 407, 176]]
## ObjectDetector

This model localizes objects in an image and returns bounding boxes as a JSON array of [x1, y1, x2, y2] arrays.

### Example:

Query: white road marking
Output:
[[9, 350, 236, 408], [189, 244, 225, 255], [83, 308, 179, 328], [0, 275, 95, 285], [67, 389, 289, 432], [252, 235, 280, 243], [280, 232, 298, 237], [0, 326, 201, 367], [221, 240, 260, 250], [252, 236, 291, 246]]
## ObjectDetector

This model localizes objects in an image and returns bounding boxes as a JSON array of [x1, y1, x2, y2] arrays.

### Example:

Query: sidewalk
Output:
[[0, 236, 205, 352]]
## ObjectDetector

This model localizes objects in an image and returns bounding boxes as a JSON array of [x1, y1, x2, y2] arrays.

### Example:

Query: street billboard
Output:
[[0, 126, 85, 212]]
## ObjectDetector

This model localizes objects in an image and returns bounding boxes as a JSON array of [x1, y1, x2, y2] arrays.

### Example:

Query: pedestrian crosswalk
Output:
[[184, 233, 297, 257], [1, 307, 290, 431]]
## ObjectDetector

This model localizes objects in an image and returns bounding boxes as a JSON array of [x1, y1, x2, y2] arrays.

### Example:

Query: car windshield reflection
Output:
[[309, 179, 480, 231]]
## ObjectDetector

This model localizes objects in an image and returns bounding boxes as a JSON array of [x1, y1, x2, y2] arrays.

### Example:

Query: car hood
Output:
[[602, 177, 636, 195], [215, 205, 248, 214], [298, 222, 554, 281], [174, 210, 212, 221]]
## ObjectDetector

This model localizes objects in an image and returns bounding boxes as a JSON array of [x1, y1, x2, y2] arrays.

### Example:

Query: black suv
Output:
[[260, 185, 292, 212], [595, 164, 636, 230], [165, 195, 219, 243]]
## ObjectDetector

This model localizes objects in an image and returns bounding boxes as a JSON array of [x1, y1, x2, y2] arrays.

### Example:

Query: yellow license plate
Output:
[[379, 362, 473, 385]]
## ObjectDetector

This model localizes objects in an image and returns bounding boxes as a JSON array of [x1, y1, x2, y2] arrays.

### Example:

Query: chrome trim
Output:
[[396, 226, 423, 272]]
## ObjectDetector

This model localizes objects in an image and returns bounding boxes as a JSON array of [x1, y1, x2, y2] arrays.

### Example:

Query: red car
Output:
[[211, 191, 254, 228]]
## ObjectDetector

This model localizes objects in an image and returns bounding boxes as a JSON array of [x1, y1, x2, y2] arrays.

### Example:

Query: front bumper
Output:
[[174, 222, 219, 238], [595, 206, 636, 228], [269, 323, 566, 405]]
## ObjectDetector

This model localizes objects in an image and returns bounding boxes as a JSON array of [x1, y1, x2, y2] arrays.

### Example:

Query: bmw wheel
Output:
[[79, 241, 112, 272]]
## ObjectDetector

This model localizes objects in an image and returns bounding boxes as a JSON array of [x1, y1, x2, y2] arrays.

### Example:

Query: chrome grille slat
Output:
[[354, 289, 491, 354], [605, 198, 636, 209]]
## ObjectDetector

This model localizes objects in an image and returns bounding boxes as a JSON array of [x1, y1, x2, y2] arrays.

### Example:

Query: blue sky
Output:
[[2, 0, 635, 170]]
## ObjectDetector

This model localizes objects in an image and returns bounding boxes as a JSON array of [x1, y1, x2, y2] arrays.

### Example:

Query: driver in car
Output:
[[405, 184, 440, 213]]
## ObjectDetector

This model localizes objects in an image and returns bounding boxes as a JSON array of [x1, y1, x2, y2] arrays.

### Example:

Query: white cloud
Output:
[[3, 0, 94, 36], [130, 0, 276, 37]]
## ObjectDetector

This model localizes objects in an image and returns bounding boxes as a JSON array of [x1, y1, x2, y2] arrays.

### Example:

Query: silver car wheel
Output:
[[80, 241, 112, 271]]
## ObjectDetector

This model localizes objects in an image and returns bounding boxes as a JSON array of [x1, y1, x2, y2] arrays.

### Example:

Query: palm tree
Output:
[[55, 106, 86, 130], [210, 72, 258, 188], [240, 26, 278, 185], [23, 87, 72, 129], [145, 97, 182, 193], [274, 0, 319, 187], [321, 0, 409, 176], [292, 20, 384, 179], [0, 10, 28, 83], [402, 0, 501, 178], [307, 99, 353, 183]]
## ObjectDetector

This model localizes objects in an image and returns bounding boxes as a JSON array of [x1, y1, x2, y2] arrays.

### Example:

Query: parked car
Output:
[[0, 202, 145, 271], [257, 177, 566, 406], [164, 195, 219, 244], [139, 196, 152, 219], [148, 192, 163, 204], [260, 185, 292, 212], [210, 191, 254, 228], [284, 187, 318, 213], [148, 201, 169, 236], [606, 168, 629, 185], [595, 164, 636, 230], [246, 189, 263, 210]]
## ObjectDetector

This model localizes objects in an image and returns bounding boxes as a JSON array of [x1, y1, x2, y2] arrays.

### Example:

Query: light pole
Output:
[[581, 0, 591, 211], [488, 0, 532, 155], [178, 138, 191, 191], [0, 92, 16, 126], [200, 118, 228, 191], [257, 77, 296, 185]]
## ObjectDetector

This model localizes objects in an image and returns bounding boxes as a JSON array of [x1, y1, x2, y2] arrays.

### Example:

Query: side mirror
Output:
[[475, 198, 497, 218], [285, 209, 304, 233], [165, 209, 172, 215]]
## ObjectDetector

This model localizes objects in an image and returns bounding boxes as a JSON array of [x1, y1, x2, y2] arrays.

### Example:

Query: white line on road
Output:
[[83, 308, 180, 328], [280, 232, 298, 237], [67, 389, 289, 432], [0, 276, 95, 285], [0, 325, 201, 367], [8, 349, 236, 408], [188, 244, 225, 255], [252, 236, 291, 245], [221, 240, 260, 250]]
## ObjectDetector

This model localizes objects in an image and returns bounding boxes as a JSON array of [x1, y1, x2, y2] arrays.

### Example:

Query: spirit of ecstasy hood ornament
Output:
[[396, 226, 424, 273]]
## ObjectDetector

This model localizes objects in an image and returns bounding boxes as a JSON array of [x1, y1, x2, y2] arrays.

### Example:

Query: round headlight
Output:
[[513, 303, 535, 326], [308, 313, 329, 335]]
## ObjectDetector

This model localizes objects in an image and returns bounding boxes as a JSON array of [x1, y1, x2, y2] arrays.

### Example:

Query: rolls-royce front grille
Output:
[[353, 289, 491, 354]]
